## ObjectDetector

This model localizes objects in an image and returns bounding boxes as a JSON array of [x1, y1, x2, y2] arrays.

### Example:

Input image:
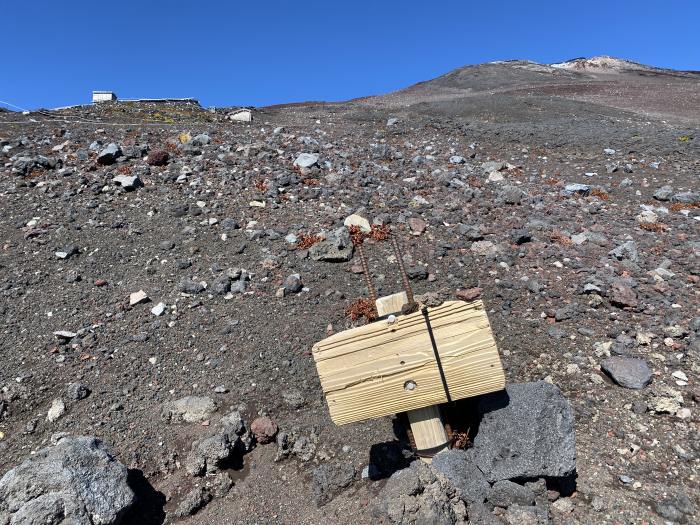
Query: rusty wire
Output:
[[348, 225, 378, 308], [346, 223, 418, 320], [390, 235, 418, 313]]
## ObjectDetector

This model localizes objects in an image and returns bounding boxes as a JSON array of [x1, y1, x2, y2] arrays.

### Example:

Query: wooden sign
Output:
[[312, 300, 505, 425]]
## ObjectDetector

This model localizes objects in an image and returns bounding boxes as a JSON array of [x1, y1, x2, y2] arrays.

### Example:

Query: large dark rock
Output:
[[487, 479, 535, 507], [601, 357, 652, 389], [431, 449, 489, 504], [97, 143, 122, 165], [309, 228, 354, 262], [312, 462, 356, 506], [378, 461, 467, 525], [0, 435, 135, 525], [468, 381, 576, 483]]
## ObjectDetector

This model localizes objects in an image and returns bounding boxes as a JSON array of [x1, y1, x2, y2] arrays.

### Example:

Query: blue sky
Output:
[[2, 1, 699, 109]]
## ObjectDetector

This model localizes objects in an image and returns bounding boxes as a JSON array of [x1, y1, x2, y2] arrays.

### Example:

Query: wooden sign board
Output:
[[312, 300, 505, 425]]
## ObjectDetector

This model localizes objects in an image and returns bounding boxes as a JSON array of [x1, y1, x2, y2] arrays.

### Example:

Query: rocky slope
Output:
[[0, 57, 698, 524]]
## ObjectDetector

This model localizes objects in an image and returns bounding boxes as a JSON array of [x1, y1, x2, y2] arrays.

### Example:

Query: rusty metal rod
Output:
[[390, 234, 415, 307], [356, 242, 377, 306]]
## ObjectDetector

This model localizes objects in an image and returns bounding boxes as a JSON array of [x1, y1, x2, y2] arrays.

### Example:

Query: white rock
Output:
[[129, 290, 149, 306], [672, 370, 688, 382], [112, 174, 142, 190], [636, 210, 658, 224], [53, 330, 77, 340], [590, 374, 605, 385], [343, 214, 371, 233], [488, 171, 505, 182], [293, 153, 319, 168], [676, 408, 692, 419], [47, 398, 66, 422], [571, 233, 588, 245], [151, 302, 166, 316]]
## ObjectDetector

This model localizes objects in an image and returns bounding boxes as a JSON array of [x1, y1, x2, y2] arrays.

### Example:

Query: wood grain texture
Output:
[[375, 292, 408, 318], [376, 292, 449, 460], [312, 300, 505, 425]]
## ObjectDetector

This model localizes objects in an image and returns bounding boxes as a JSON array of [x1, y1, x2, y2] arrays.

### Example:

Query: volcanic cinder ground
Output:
[[1, 57, 699, 524]]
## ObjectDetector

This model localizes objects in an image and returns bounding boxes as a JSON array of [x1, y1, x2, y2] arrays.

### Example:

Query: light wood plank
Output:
[[376, 292, 449, 462], [312, 300, 504, 425], [375, 292, 408, 318], [406, 406, 448, 455]]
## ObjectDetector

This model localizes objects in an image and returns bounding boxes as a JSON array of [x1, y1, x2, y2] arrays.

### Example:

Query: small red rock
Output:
[[94, 279, 108, 287], [250, 416, 278, 444], [147, 149, 169, 166], [456, 287, 482, 301]]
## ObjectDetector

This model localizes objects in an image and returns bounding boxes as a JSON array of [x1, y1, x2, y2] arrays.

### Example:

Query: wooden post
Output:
[[375, 292, 450, 463]]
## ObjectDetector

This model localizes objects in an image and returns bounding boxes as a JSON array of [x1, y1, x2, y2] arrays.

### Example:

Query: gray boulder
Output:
[[608, 240, 639, 263], [481, 161, 505, 174], [309, 228, 354, 262], [293, 153, 319, 169], [178, 278, 207, 294], [161, 396, 216, 423], [601, 357, 652, 389], [211, 275, 231, 295], [653, 185, 673, 201], [112, 174, 142, 191], [185, 433, 235, 476], [311, 462, 356, 506], [672, 191, 699, 204], [283, 273, 303, 294], [0, 436, 135, 525], [431, 449, 489, 504], [378, 461, 467, 525], [67, 383, 91, 401], [189, 134, 210, 147], [487, 480, 535, 507], [562, 183, 590, 196], [468, 381, 576, 482], [97, 144, 122, 165], [174, 487, 211, 518], [500, 185, 523, 205]]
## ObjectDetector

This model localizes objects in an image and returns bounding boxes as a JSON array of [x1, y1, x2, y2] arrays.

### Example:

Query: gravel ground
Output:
[[0, 59, 698, 524]]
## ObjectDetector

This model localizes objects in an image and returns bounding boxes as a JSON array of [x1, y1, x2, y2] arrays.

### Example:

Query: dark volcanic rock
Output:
[[487, 480, 536, 507], [378, 461, 467, 524], [0, 435, 135, 525], [309, 228, 354, 262], [185, 433, 235, 476], [431, 449, 489, 504], [601, 356, 652, 389], [312, 462, 356, 506], [468, 381, 576, 482], [97, 143, 122, 165]]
